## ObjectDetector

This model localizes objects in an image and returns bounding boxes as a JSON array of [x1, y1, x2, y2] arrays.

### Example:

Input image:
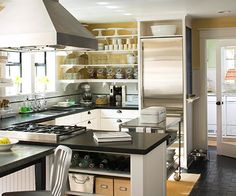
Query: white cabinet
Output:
[[55, 113, 82, 125], [81, 109, 98, 122], [100, 109, 139, 131], [79, 118, 98, 130], [55, 109, 138, 131], [77, 109, 100, 130], [100, 118, 133, 131]]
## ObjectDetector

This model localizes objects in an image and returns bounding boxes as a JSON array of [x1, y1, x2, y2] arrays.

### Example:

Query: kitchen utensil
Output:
[[151, 25, 176, 36], [80, 83, 93, 107]]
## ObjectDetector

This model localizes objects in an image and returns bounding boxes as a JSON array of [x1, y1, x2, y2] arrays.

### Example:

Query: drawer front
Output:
[[55, 113, 81, 125], [100, 118, 132, 131], [95, 177, 113, 196], [78, 118, 98, 130], [101, 109, 139, 119], [114, 178, 131, 196], [81, 109, 98, 122]]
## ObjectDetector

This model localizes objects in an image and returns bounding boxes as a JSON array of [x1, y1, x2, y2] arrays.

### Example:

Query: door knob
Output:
[[216, 101, 223, 105]]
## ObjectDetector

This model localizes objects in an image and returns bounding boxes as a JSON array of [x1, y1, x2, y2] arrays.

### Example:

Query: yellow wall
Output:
[[192, 16, 236, 69]]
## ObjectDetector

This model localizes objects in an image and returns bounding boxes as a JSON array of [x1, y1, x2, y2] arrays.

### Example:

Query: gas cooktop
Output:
[[0, 123, 87, 143]]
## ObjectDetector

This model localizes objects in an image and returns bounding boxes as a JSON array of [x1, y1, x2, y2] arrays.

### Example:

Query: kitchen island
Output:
[[0, 131, 169, 196], [62, 131, 168, 196], [0, 144, 54, 192]]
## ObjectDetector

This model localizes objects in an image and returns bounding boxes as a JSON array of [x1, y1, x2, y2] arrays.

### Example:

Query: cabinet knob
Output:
[[88, 120, 91, 124], [117, 119, 122, 123], [117, 110, 122, 113], [88, 111, 91, 115]]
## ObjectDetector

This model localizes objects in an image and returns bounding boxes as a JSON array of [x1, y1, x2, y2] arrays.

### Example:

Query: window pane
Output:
[[5, 52, 22, 95], [7, 52, 20, 63], [35, 52, 45, 64]]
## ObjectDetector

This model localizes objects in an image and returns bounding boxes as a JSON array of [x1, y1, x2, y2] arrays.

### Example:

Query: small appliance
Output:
[[109, 85, 126, 106]]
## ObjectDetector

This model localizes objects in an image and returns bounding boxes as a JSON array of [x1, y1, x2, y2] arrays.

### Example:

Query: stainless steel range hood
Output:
[[0, 0, 97, 51]]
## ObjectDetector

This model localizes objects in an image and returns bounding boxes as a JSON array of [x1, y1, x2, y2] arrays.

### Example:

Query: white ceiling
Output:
[[59, 0, 236, 23]]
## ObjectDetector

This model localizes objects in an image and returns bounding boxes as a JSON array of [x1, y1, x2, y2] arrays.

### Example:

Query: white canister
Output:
[[117, 38, 122, 45], [124, 44, 128, 50], [104, 45, 109, 50], [118, 44, 124, 50], [113, 44, 118, 50], [112, 39, 117, 45], [127, 54, 137, 64], [109, 45, 113, 50], [132, 44, 137, 50], [98, 43, 104, 50], [126, 38, 131, 44]]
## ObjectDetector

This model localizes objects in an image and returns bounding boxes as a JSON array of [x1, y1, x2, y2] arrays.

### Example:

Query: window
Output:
[[5, 52, 22, 95], [4, 51, 56, 96], [34, 52, 56, 93], [34, 52, 47, 93]]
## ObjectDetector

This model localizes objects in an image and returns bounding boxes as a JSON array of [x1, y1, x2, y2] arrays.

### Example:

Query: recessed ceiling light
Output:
[[218, 10, 231, 14], [96, 2, 109, 5], [105, 5, 119, 9], [123, 13, 133, 16]]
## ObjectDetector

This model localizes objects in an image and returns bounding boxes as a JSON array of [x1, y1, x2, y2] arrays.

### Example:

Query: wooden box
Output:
[[114, 178, 131, 196], [95, 177, 114, 196]]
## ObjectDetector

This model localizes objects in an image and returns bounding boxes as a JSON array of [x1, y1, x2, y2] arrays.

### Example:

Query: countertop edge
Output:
[[19, 133, 169, 155]]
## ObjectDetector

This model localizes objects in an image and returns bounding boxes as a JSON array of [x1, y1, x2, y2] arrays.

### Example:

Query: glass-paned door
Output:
[[216, 40, 236, 158]]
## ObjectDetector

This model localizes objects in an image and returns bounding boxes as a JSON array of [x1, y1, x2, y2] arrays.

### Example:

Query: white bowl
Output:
[[0, 139, 19, 151], [151, 25, 176, 36]]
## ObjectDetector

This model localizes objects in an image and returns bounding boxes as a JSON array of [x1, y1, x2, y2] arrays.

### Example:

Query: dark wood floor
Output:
[[189, 146, 236, 196]]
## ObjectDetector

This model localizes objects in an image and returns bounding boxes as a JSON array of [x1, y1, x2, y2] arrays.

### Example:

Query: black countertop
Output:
[[21, 130, 169, 155], [0, 144, 54, 177], [0, 105, 138, 129]]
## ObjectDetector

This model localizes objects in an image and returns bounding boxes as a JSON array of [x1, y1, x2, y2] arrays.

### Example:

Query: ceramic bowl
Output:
[[151, 25, 176, 36], [0, 139, 19, 151]]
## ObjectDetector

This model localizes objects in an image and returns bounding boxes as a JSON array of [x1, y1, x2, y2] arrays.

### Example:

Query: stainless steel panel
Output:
[[142, 37, 183, 97]]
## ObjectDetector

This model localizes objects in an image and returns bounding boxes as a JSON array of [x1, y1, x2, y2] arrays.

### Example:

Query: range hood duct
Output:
[[0, 0, 97, 51]]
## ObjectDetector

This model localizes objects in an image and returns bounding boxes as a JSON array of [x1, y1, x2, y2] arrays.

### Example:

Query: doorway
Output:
[[206, 38, 236, 158]]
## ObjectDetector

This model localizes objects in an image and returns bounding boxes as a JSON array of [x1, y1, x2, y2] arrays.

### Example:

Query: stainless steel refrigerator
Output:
[[140, 37, 183, 110]]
